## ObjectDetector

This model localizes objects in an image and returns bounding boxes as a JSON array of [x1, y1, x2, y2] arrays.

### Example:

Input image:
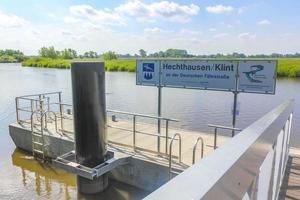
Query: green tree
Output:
[[165, 49, 188, 57], [102, 51, 118, 61], [82, 51, 98, 58], [39, 46, 59, 59], [61, 48, 77, 59], [0, 49, 26, 62], [139, 49, 147, 57]]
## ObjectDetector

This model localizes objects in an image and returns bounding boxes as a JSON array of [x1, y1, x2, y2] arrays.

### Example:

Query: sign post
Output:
[[232, 91, 238, 137], [157, 86, 162, 153], [136, 59, 277, 143]]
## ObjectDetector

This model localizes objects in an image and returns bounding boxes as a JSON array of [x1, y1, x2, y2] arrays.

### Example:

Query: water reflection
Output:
[[12, 148, 76, 199], [11, 148, 149, 200]]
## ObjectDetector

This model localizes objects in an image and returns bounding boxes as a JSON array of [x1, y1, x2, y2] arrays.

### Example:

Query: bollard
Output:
[[71, 62, 108, 194]]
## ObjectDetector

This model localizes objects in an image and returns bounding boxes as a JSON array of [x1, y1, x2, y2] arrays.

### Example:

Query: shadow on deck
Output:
[[279, 154, 300, 200]]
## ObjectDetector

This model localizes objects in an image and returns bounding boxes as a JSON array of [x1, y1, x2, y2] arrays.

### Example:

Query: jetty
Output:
[[9, 62, 299, 199]]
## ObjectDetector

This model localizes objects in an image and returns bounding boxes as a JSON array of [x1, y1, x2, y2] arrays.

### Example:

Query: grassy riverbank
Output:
[[22, 58, 136, 72], [22, 58, 300, 77]]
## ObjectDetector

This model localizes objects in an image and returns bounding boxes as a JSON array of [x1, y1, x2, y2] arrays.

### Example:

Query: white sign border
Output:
[[236, 60, 278, 95], [136, 59, 278, 95]]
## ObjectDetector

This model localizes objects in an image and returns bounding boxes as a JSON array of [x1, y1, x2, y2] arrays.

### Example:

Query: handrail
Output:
[[107, 109, 179, 122], [144, 100, 294, 200], [15, 91, 180, 158], [43, 111, 58, 132], [107, 124, 179, 140], [208, 124, 242, 149], [52, 102, 72, 107], [169, 133, 182, 179], [192, 136, 204, 164], [30, 110, 43, 131], [18, 91, 62, 98], [208, 124, 242, 131], [107, 109, 179, 155]]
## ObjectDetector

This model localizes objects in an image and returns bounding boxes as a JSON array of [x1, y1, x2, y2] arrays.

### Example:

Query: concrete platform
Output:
[[10, 116, 232, 166], [9, 115, 234, 192]]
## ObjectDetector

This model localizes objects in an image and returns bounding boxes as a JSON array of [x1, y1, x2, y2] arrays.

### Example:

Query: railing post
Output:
[[214, 127, 218, 150], [30, 99, 34, 112], [15, 97, 19, 124], [165, 120, 169, 154], [58, 92, 64, 132], [47, 97, 50, 112], [133, 115, 136, 151], [45, 112, 48, 129], [39, 95, 44, 127]]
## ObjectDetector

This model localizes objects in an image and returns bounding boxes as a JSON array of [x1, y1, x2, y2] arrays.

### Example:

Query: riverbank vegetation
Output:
[[22, 57, 300, 77], [22, 57, 136, 72], [3, 47, 300, 77], [0, 50, 26, 63]]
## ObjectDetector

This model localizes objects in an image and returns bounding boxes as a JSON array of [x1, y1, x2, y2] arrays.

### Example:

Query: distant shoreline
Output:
[[9, 57, 299, 78]]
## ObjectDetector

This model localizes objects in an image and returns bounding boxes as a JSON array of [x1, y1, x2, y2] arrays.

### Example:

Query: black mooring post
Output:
[[71, 62, 108, 194]]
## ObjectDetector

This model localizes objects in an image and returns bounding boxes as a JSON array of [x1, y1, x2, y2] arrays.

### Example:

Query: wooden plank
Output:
[[279, 150, 300, 200]]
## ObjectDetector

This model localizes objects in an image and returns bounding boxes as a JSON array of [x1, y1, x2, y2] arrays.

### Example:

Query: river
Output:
[[0, 63, 299, 199]]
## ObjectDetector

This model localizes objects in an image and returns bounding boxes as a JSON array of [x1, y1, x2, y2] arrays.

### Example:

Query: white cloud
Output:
[[238, 32, 256, 40], [69, 5, 125, 25], [179, 29, 201, 35], [72, 35, 88, 41], [213, 33, 229, 38], [209, 28, 216, 32], [206, 5, 234, 14], [257, 19, 271, 26], [238, 7, 246, 14], [61, 30, 72, 35], [116, 0, 200, 23], [64, 16, 82, 24], [144, 27, 162, 35], [30, 29, 41, 35], [0, 11, 26, 28]]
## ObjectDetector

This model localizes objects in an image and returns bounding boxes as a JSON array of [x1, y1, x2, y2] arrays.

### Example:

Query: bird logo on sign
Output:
[[243, 65, 265, 83], [142, 63, 155, 80]]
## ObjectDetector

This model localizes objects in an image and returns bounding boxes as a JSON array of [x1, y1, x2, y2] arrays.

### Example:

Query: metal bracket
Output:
[[53, 150, 131, 180]]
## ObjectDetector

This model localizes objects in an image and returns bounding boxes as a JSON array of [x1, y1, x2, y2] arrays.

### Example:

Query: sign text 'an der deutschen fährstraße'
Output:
[[136, 60, 277, 94]]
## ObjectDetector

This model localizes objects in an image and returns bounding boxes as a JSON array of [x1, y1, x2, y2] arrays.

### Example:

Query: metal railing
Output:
[[144, 100, 294, 200], [15, 92, 181, 158], [192, 136, 204, 164], [16, 92, 62, 126], [107, 109, 179, 156], [15, 92, 74, 134], [208, 124, 242, 149], [168, 133, 182, 179]]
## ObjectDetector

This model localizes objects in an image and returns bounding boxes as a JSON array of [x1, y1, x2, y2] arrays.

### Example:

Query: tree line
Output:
[[137, 49, 300, 59], [0, 49, 26, 63], [36, 47, 300, 59], [38, 46, 117, 60], [1, 47, 300, 63]]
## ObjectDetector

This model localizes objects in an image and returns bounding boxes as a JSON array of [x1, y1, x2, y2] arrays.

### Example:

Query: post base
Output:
[[77, 174, 108, 194]]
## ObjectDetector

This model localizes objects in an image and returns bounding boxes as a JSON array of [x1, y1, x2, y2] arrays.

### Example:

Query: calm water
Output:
[[0, 63, 299, 199]]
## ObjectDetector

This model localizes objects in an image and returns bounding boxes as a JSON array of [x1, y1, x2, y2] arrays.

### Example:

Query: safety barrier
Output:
[[144, 100, 294, 200]]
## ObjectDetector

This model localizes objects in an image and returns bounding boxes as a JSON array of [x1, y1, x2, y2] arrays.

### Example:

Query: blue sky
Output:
[[0, 0, 299, 55]]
